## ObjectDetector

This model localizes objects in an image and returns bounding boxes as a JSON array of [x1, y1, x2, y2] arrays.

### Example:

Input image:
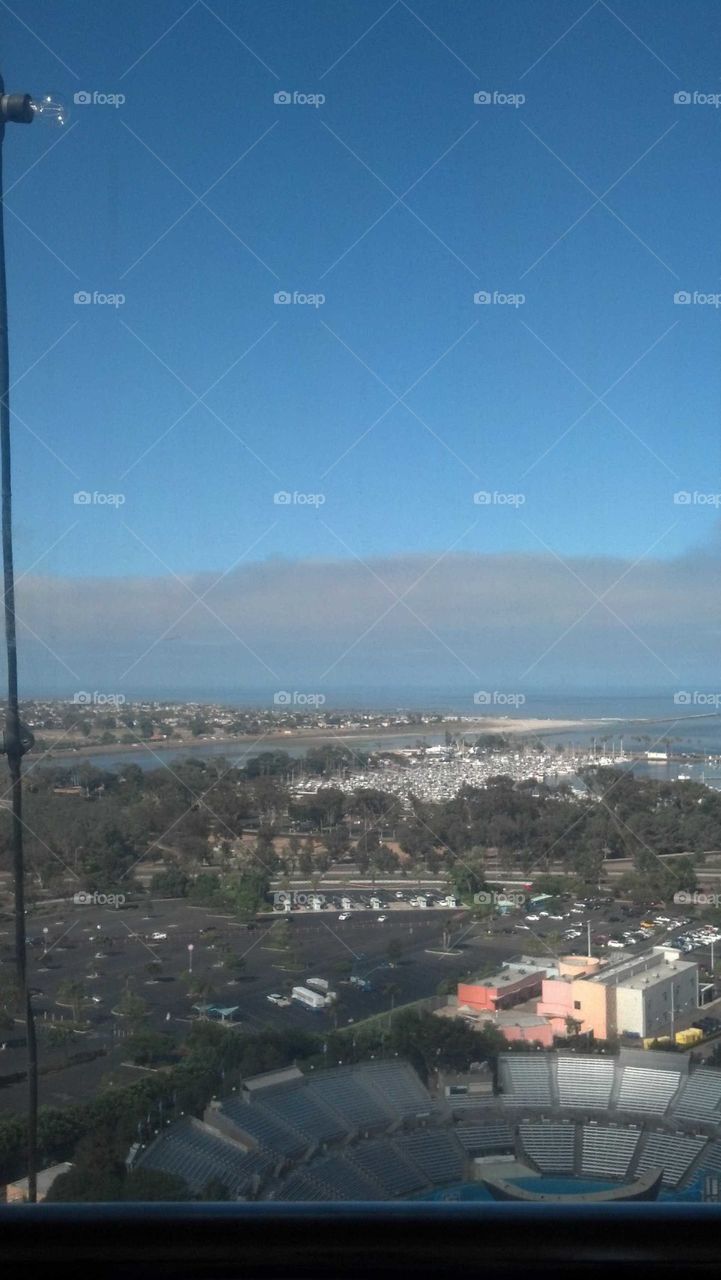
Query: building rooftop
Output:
[[242, 1066, 304, 1093], [591, 947, 696, 990]]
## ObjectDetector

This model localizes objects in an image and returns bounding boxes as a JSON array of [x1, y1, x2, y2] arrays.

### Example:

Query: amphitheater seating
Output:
[[395, 1129, 465, 1186], [305, 1153, 381, 1200], [581, 1124, 640, 1179], [455, 1122, 514, 1155], [358, 1061, 436, 1119], [519, 1121, 575, 1173], [219, 1097, 309, 1158], [636, 1131, 706, 1187], [672, 1070, 721, 1125], [274, 1169, 337, 1201], [258, 1084, 350, 1144], [137, 1118, 272, 1197], [137, 1054, 721, 1204], [305, 1069, 394, 1132], [697, 1140, 721, 1173], [557, 1057, 615, 1110], [447, 1095, 499, 1115], [348, 1138, 426, 1196], [617, 1067, 681, 1115], [501, 1056, 553, 1105]]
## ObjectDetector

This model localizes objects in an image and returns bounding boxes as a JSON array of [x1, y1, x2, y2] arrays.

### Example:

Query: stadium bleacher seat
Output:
[[455, 1122, 514, 1156], [557, 1057, 615, 1110], [500, 1056, 553, 1105], [636, 1131, 706, 1187], [257, 1083, 350, 1145], [347, 1138, 427, 1197], [616, 1067, 681, 1116], [136, 1118, 272, 1198], [581, 1124, 640, 1179], [672, 1070, 721, 1126], [305, 1069, 392, 1132], [219, 1097, 309, 1158], [519, 1121, 575, 1173], [395, 1129, 465, 1186]]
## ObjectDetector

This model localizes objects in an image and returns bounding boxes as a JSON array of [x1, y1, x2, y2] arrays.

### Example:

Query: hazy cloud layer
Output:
[[17, 549, 720, 695]]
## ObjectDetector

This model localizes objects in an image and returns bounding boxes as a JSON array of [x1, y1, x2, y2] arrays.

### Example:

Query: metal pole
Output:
[[0, 101, 37, 1202]]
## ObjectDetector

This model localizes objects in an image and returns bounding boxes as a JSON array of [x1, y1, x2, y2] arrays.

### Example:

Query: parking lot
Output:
[[2, 885, 719, 1113], [0, 894, 514, 1111]]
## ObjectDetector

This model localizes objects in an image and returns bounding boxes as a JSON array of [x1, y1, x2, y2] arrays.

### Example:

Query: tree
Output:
[[126, 1029, 176, 1065], [225, 954, 246, 979], [150, 866, 189, 897], [57, 980, 88, 1023], [46, 1024, 76, 1056], [115, 987, 149, 1030]]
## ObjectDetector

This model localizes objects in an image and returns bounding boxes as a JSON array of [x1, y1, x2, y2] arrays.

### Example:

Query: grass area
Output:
[[336, 993, 441, 1034]]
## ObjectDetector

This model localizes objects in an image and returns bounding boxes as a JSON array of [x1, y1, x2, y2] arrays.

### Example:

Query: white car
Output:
[[377, 915, 387, 923], [526, 914, 540, 922], [395, 891, 404, 899], [267, 993, 284, 1005], [607, 939, 625, 948], [151, 932, 167, 941], [338, 913, 350, 921]]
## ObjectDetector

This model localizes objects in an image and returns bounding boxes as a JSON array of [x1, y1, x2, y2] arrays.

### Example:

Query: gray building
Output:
[[594, 947, 698, 1039]]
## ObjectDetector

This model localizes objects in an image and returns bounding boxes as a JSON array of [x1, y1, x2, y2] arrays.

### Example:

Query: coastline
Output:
[[31, 716, 616, 764]]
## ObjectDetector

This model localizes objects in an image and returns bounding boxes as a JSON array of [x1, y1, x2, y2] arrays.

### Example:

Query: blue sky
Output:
[[3, 0, 721, 694]]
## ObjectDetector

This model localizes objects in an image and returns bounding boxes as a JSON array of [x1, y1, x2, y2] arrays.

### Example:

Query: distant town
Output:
[[20, 697, 467, 756]]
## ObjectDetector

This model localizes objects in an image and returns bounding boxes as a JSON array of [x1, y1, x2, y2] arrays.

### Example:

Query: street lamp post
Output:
[[188, 943, 194, 974], [0, 76, 65, 1203]]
